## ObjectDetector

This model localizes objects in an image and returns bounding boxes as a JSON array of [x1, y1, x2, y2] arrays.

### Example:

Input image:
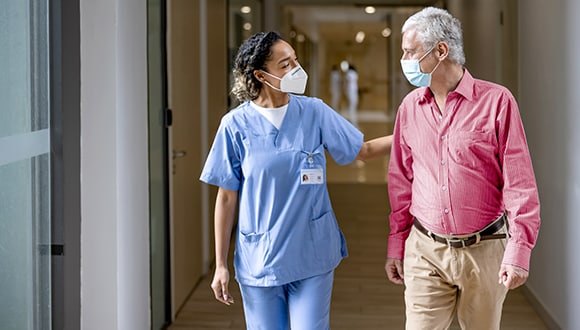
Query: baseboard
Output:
[[520, 285, 562, 330]]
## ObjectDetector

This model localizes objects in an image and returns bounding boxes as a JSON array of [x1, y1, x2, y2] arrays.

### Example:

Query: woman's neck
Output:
[[254, 91, 290, 108]]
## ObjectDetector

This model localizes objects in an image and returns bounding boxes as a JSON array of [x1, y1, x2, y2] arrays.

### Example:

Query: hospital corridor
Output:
[[2, 0, 579, 329]]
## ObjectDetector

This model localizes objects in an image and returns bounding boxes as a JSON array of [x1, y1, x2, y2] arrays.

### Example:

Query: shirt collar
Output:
[[419, 68, 474, 103], [453, 69, 474, 101]]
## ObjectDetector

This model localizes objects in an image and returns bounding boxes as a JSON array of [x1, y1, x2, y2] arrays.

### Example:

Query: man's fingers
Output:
[[498, 264, 528, 289], [385, 259, 405, 285]]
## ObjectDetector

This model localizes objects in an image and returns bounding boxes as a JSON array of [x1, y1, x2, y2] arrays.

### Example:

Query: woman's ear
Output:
[[253, 69, 264, 82]]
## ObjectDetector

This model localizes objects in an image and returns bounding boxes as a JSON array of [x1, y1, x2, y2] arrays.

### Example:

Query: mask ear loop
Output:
[[419, 43, 442, 74], [261, 70, 282, 81], [259, 70, 283, 92], [418, 44, 437, 62]]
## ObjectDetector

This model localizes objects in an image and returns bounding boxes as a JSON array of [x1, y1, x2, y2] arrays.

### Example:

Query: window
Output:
[[0, 0, 52, 328]]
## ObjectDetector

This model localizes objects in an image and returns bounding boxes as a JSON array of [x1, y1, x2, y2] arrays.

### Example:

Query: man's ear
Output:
[[436, 41, 449, 61]]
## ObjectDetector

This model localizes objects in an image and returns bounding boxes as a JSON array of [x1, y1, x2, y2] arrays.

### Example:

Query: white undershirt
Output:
[[250, 101, 288, 130]]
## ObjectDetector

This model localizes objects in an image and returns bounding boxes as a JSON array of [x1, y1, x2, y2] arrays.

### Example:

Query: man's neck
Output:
[[431, 64, 464, 97], [430, 64, 464, 112]]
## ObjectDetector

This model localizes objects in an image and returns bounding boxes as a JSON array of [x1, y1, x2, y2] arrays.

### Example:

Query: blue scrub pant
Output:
[[239, 270, 334, 330]]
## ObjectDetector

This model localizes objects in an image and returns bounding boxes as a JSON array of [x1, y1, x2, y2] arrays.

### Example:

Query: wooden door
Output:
[[167, 0, 203, 318]]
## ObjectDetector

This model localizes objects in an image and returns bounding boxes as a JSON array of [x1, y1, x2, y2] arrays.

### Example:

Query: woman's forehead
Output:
[[268, 40, 295, 61]]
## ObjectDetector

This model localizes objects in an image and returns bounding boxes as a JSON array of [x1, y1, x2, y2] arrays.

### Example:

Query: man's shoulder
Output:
[[401, 87, 429, 105], [472, 76, 514, 97]]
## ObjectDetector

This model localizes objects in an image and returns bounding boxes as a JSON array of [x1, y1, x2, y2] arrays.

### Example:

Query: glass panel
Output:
[[0, 0, 51, 329], [227, 0, 262, 107], [0, 1, 31, 138]]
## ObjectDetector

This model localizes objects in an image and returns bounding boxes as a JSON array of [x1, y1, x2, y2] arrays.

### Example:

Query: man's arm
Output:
[[497, 92, 541, 280]]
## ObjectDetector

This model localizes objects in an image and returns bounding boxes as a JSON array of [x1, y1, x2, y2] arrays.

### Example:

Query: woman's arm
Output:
[[357, 134, 393, 161], [210, 187, 238, 305]]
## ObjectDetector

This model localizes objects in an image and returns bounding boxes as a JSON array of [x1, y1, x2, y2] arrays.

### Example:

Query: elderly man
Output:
[[385, 7, 541, 330]]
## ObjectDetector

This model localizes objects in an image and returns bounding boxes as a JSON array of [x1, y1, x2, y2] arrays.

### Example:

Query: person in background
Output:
[[385, 7, 541, 330], [329, 64, 342, 110], [200, 31, 391, 329], [344, 64, 359, 127]]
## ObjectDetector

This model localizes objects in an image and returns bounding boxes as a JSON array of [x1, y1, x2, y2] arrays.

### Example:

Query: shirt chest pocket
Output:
[[448, 132, 498, 169]]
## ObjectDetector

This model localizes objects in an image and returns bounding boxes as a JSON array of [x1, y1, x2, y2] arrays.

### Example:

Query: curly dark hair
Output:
[[231, 31, 283, 102]]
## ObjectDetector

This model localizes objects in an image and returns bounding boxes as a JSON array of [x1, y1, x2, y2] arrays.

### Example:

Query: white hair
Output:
[[402, 7, 465, 66]]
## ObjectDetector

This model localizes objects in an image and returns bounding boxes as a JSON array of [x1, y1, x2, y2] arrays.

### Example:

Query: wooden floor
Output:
[[169, 120, 549, 329]]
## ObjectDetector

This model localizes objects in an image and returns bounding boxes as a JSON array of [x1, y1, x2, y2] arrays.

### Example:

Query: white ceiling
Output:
[[285, 5, 423, 47]]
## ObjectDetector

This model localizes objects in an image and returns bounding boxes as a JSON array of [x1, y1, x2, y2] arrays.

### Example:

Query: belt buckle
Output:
[[446, 237, 467, 248]]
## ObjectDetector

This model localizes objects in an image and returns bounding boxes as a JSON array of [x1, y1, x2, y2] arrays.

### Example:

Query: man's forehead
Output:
[[402, 30, 420, 50]]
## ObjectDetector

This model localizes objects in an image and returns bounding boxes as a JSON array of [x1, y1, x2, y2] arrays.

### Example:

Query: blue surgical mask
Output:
[[400, 46, 441, 87]]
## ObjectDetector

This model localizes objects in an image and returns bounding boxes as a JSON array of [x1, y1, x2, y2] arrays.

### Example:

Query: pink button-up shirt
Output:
[[387, 69, 540, 270]]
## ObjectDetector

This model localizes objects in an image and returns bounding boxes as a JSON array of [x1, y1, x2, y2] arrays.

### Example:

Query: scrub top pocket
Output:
[[238, 231, 273, 278], [309, 211, 345, 261]]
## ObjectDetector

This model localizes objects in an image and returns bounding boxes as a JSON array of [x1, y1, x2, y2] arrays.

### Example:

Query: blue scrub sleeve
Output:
[[318, 100, 363, 165], [199, 116, 242, 191]]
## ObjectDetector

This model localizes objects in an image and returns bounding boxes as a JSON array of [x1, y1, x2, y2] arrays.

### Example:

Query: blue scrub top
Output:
[[200, 94, 363, 286]]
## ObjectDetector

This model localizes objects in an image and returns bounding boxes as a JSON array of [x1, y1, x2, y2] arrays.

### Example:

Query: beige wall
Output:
[[447, 0, 519, 94]]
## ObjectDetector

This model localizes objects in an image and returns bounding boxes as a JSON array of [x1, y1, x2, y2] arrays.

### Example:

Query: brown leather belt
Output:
[[413, 215, 508, 248]]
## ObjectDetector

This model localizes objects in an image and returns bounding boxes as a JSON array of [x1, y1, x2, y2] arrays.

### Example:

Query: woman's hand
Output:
[[210, 266, 235, 305]]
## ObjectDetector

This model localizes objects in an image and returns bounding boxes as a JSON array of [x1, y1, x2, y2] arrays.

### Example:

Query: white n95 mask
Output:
[[262, 66, 308, 94]]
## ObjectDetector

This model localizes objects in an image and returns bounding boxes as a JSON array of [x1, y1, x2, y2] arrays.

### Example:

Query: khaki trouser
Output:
[[403, 225, 509, 330]]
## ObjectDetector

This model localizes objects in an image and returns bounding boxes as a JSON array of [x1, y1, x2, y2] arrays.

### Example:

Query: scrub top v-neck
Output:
[[200, 94, 363, 286]]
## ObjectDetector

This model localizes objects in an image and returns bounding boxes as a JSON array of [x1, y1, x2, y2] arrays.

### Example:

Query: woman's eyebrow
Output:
[[277, 56, 290, 64]]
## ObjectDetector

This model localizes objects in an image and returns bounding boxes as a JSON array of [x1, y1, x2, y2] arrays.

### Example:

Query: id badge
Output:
[[300, 168, 324, 185]]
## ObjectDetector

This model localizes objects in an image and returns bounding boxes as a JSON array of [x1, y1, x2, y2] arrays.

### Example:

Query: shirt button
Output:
[[441, 185, 447, 191], [441, 159, 446, 165], [444, 209, 450, 214], [441, 135, 446, 141]]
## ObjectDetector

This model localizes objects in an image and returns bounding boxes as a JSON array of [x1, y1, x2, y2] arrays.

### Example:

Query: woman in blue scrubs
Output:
[[200, 31, 391, 330]]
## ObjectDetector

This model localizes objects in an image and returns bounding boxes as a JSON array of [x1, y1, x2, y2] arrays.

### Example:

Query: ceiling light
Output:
[[355, 31, 365, 43], [382, 27, 392, 38], [243, 22, 252, 31], [240, 6, 251, 14], [364, 6, 376, 14]]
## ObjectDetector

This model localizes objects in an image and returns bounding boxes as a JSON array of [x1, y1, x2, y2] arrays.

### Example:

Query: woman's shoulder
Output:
[[216, 101, 254, 130], [291, 94, 326, 107]]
